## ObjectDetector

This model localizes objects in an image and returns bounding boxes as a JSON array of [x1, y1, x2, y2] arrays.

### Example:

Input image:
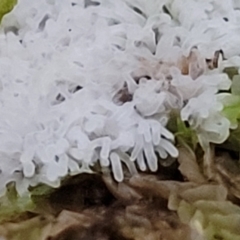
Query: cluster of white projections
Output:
[[0, 0, 239, 194]]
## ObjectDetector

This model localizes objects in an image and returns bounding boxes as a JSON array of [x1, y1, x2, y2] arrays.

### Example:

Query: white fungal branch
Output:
[[0, 0, 238, 194]]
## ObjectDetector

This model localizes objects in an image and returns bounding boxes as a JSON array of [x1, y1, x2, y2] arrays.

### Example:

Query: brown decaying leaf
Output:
[[102, 173, 142, 204], [203, 144, 217, 181], [203, 145, 240, 202], [177, 147, 206, 184], [0, 215, 53, 240], [214, 153, 240, 202]]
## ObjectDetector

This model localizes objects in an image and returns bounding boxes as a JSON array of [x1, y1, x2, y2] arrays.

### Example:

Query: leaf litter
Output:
[[1, 146, 240, 240]]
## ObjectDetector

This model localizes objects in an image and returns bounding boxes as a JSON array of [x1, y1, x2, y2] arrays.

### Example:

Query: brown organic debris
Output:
[[2, 142, 240, 240], [177, 147, 206, 184]]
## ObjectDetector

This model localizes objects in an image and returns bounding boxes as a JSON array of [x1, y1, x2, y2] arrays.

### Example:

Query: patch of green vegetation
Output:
[[0, 0, 17, 22]]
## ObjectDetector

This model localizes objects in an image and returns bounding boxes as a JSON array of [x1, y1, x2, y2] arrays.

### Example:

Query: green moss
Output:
[[0, 0, 17, 22], [223, 67, 239, 80], [0, 183, 35, 224]]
